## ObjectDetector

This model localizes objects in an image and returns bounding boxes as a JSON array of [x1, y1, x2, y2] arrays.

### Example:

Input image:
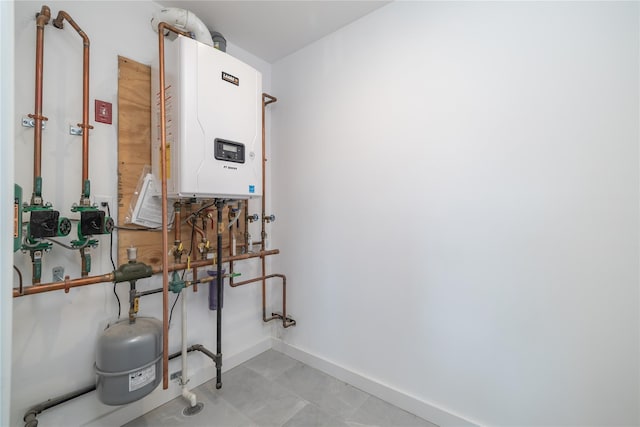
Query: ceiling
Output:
[[156, 1, 391, 63]]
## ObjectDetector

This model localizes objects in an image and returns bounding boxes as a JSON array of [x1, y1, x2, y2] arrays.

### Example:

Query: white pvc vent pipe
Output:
[[151, 7, 213, 47], [181, 290, 197, 407]]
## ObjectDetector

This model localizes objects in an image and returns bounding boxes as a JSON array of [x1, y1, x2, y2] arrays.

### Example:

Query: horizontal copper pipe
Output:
[[13, 249, 280, 298], [230, 273, 295, 328], [13, 272, 114, 297], [152, 249, 280, 275]]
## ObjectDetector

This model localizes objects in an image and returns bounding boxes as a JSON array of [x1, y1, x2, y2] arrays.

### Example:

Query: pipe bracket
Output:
[[22, 116, 47, 129]]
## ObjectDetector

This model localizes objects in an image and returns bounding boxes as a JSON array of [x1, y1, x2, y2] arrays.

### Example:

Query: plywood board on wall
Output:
[[116, 56, 244, 268]]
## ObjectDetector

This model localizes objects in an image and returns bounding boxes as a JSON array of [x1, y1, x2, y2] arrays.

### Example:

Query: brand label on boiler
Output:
[[221, 71, 239, 86]]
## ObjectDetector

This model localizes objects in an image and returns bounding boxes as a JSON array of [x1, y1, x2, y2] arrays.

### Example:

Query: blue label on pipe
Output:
[[249, 185, 255, 193]]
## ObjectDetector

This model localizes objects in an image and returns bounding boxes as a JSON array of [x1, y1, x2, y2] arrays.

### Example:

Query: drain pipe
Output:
[[181, 290, 197, 408]]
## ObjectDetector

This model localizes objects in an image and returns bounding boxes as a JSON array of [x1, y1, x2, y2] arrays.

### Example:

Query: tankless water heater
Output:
[[151, 35, 262, 199]]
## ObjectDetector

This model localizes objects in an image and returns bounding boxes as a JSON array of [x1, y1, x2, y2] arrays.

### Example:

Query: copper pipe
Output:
[[229, 208, 235, 285], [230, 273, 295, 328], [261, 94, 278, 322], [186, 217, 205, 240], [30, 6, 51, 201], [158, 22, 189, 390], [151, 249, 280, 275], [13, 249, 280, 298], [174, 202, 181, 243], [13, 272, 114, 297], [192, 266, 198, 292], [52, 11, 93, 203]]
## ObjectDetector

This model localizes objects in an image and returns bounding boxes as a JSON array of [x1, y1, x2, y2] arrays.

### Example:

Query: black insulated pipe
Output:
[[215, 199, 225, 389], [24, 384, 95, 427], [23, 344, 216, 427]]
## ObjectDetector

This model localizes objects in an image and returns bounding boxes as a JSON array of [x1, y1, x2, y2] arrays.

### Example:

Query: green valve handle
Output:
[[34, 176, 42, 198], [230, 272, 241, 278], [83, 251, 92, 274], [83, 179, 91, 199], [31, 250, 43, 283]]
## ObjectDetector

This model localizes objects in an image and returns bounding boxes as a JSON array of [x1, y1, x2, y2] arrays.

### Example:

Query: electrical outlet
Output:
[[170, 370, 182, 380]]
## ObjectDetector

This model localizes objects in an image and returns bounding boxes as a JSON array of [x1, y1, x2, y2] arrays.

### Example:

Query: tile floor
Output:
[[124, 349, 438, 427]]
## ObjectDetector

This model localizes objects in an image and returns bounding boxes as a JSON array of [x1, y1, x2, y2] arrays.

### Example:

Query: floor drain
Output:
[[182, 402, 204, 416]]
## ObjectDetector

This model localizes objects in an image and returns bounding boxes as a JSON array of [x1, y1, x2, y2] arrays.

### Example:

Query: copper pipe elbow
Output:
[[36, 6, 51, 27]]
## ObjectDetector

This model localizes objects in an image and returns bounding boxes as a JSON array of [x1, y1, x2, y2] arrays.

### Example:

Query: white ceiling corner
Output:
[[156, 1, 391, 63]]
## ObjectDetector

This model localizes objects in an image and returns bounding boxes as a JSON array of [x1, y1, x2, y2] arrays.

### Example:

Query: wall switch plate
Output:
[[95, 100, 112, 124]]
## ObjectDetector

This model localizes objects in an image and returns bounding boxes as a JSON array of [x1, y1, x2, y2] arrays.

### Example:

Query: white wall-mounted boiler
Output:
[[151, 35, 262, 199]]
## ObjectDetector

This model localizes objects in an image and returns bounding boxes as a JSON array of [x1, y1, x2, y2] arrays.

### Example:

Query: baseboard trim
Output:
[[37, 336, 481, 427], [271, 339, 481, 427], [34, 337, 273, 427]]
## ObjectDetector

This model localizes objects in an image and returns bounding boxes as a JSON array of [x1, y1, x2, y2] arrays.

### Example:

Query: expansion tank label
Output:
[[222, 71, 239, 86], [129, 365, 155, 392]]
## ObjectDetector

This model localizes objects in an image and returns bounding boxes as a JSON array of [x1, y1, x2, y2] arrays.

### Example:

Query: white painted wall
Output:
[[271, 2, 639, 426], [12, 2, 272, 425], [1, 2, 15, 426]]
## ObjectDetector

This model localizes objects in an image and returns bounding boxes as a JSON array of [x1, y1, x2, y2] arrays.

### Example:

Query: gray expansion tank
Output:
[[95, 317, 163, 405]]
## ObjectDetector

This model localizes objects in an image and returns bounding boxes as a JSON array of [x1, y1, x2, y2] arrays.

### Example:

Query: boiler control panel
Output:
[[214, 138, 245, 163]]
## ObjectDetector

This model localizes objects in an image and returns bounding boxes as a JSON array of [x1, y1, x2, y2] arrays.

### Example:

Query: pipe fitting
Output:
[[151, 7, 213, 46], [35, 6, 51, 27], [182, 388, 197, 407], [113, 261, 153, 284]]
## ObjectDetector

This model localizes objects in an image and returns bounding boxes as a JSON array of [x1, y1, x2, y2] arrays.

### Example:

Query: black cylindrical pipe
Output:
[[24, 384, 95, 427], [215, 199, 224, 389], [23, 344, 216, 427]]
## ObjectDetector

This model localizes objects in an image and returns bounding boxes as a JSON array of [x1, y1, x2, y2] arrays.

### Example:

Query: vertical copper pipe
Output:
[[174, 201, 181, 246], [261, 94, 277, 321], [228, 274, 294, 328], [30, 6, 51, 201], [261, 95, 267, 320], [52, 11, 92, 203], [229, 207, 235, 284], [158, 22, 170, 392], [157, 23, 190, 391], [192, 266, 198, 292]]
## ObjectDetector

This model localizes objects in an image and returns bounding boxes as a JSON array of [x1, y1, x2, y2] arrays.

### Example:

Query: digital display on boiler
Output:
[[215, 138, 245, 164]]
